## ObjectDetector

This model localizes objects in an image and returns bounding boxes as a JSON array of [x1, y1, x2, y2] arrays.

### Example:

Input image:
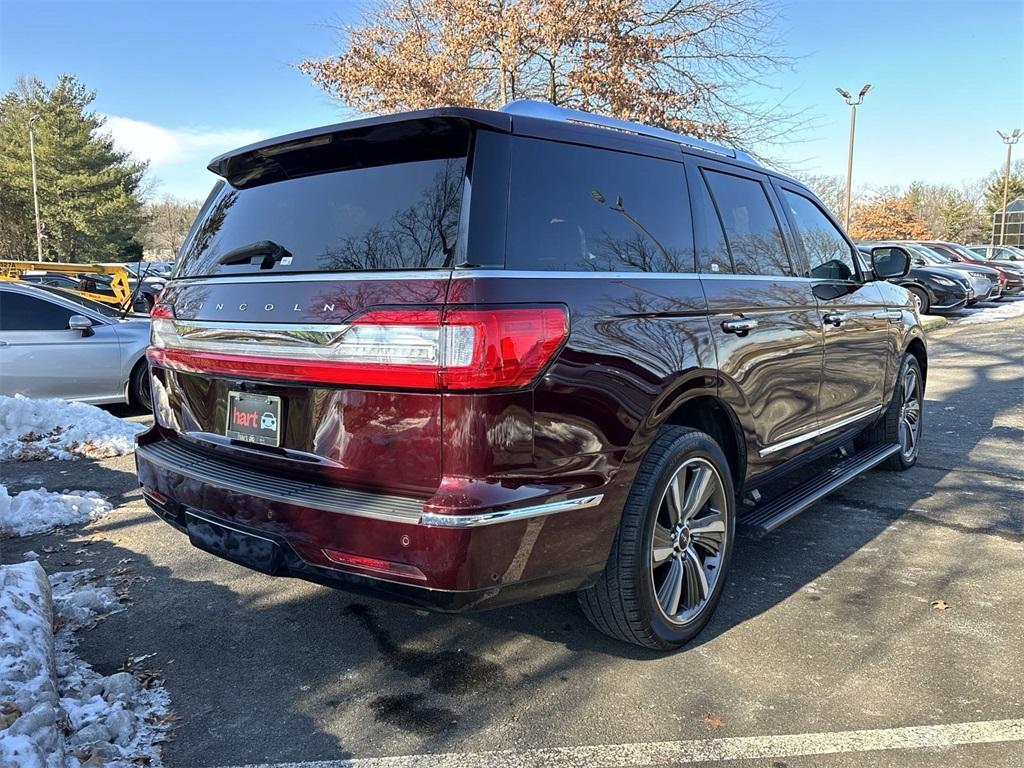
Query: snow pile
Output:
[[0, 486, 112, 537], [0, 562, 63, 768], [0, 395, 145, 461], [0, 566, 172, 768], [957, 297, 1024, 325]]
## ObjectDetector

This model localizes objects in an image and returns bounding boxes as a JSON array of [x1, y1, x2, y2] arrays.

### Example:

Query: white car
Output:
[[0, 282, 152, 408]]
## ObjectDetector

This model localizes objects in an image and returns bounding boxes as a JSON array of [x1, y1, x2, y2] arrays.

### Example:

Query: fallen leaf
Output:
[[702, 713, 724, 729], [931, 600, 950, 611]]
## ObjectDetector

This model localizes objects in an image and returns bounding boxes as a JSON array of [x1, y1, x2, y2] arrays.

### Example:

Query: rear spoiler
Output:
[[207, 108, 511, 188]]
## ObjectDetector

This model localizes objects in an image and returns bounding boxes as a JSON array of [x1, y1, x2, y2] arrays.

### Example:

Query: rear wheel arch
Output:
[[661, 395, 747, 494]]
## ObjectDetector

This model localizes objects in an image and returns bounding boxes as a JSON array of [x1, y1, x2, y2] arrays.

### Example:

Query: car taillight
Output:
[[147, 305, 568, 392]]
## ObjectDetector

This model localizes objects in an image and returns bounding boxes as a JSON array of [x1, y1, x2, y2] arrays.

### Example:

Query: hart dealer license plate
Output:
[[225, 391, 281, 447]]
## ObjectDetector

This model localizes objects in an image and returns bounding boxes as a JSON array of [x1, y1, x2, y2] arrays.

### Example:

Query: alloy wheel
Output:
[[651, 457, 728, 625], [898, 366, 922, 461]]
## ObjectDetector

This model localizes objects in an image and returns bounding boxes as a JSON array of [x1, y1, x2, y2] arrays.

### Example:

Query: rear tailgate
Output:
[[149, 274, 452, 496], [146, 115, 480, 498]]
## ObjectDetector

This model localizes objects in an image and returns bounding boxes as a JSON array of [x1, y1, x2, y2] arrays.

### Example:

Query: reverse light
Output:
[[147, 305, 569, 391]]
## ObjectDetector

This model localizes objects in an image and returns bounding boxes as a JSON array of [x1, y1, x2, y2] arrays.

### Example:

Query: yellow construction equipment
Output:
[[0, 261, 135, 311]]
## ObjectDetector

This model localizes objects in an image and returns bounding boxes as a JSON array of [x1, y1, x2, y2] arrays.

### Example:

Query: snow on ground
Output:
[[0, 395, 145, 461], [0, 486, 112, 538], [955, 296, 1024, 325], [0, 564, 172, 768]]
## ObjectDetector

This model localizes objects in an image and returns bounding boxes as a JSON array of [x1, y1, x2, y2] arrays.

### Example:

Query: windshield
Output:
[[907, 243, 951, 263], [945, 243, 982, 260], [177, 148, 468, 278]]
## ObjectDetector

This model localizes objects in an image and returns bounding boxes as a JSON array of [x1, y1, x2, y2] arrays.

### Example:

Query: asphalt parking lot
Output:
[[3, 309, 1023, 768]]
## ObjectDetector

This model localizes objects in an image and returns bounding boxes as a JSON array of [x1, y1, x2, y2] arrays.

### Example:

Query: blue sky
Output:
[[2, 0, 1021, 200]]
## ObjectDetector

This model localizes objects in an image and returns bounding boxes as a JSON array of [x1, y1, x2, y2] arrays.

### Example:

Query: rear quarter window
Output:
[[505, 138, 694, 273]]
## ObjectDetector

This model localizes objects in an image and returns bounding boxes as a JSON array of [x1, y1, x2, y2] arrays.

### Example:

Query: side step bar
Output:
[[739, 443, 901, 536]]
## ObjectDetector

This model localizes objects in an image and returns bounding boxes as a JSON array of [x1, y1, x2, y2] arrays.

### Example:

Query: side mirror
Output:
[[871, 246, 911, 279], [68, 315, 94, 336]]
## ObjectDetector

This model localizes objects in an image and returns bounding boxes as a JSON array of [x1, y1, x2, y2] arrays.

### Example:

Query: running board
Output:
[[739, 443, 901, 536]]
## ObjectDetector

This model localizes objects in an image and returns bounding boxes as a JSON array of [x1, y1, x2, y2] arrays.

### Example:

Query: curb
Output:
[[0, 561, 65, 768], [920, 314, 948, 332]]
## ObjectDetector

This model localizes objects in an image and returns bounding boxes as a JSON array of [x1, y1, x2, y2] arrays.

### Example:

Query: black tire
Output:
[[577, 427, 736, 650], [859, 354, 923, 471], [129, 359, 152, 412], [907, 286, 929, 314]]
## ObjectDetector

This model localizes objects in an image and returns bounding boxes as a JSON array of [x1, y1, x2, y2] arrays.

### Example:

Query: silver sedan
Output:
[[0, 282, 152, 408]]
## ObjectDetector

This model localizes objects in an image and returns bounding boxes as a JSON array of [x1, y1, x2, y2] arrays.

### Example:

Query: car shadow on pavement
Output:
[[1, 324, 1019, 766]]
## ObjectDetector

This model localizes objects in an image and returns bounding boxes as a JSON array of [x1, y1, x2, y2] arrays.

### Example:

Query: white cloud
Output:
[[101, 115, 263, 168]]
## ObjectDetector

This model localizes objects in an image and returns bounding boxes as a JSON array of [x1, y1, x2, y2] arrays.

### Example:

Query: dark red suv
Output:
[[137, 101, 926, 649]]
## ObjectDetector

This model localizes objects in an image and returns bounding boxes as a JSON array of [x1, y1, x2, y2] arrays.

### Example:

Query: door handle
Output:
[[721, 317, 759, 335], [0, 340, 8, 347], [822, 311, 846, 327]]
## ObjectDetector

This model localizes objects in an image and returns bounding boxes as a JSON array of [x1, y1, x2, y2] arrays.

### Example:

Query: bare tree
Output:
[[794, 173, 848, 220], [140, 196, 202, 259], [299, 0, 798, 148]]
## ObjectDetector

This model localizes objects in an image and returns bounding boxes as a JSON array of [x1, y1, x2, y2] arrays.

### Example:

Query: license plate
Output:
[[225, 391, 281, 447]]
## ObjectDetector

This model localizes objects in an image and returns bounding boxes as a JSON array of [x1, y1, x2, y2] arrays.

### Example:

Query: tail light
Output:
[[147, 305, 568, 391], [150, 302, 174, 319]]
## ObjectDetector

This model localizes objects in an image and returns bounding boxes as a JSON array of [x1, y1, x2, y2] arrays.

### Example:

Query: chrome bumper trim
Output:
[[419, 494, 605, 528], [138, 440, 603, 529]]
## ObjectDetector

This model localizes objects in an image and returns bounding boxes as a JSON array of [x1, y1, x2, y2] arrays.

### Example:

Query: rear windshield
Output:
[[177, 154, 467, 278]]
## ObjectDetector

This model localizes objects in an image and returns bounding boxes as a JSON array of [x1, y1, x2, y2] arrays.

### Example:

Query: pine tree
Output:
[[0, 75, 148, 262]]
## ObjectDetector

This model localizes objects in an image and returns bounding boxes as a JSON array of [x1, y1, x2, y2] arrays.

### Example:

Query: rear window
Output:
[[177, 155, 467, 278]]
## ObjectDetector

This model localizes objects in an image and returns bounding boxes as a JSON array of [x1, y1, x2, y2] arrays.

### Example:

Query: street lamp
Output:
[[836, 83, 872, 231], [28, 115, 44, 261], [996, 128, 1022, 245]]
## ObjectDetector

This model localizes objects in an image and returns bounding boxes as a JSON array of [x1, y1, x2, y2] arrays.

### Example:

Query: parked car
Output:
[[917, 241, 1023, 296], [856, 246, 971, 313], [136, 101, 925, 650], [20, 271, 155, 312], [0, 281, 152, 408], [966, 244, 1024, 263], [879, 241, 1003, 301]]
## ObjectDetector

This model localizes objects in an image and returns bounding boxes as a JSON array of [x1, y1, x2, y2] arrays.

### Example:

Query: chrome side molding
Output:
[[759, 405, 882, 457]]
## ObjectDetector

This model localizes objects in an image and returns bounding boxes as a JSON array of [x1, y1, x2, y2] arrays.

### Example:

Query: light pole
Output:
[[996, 129, 1022, 245], [836, 84, 872, 231], [28, 115, 44, 261]]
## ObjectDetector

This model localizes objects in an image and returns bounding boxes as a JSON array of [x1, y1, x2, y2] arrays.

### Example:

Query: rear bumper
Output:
[[135, 432, 612, 609]]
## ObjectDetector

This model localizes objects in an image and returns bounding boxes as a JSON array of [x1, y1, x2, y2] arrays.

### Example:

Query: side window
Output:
[[506, 137, 694, 272], [781, 190, 857, 281], [690, 171, 730, 274], [703, 170, 792, 277], [0, 292, 75, 331]]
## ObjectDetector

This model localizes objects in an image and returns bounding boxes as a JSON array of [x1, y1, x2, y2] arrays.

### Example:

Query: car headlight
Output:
[[931, 276, 956, 287]]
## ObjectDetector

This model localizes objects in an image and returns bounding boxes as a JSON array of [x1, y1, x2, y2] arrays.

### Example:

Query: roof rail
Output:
[[499, 100, 754, 163]]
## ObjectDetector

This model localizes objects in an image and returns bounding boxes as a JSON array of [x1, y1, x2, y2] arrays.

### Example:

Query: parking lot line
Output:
[[215, 717, 1024, 768]]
